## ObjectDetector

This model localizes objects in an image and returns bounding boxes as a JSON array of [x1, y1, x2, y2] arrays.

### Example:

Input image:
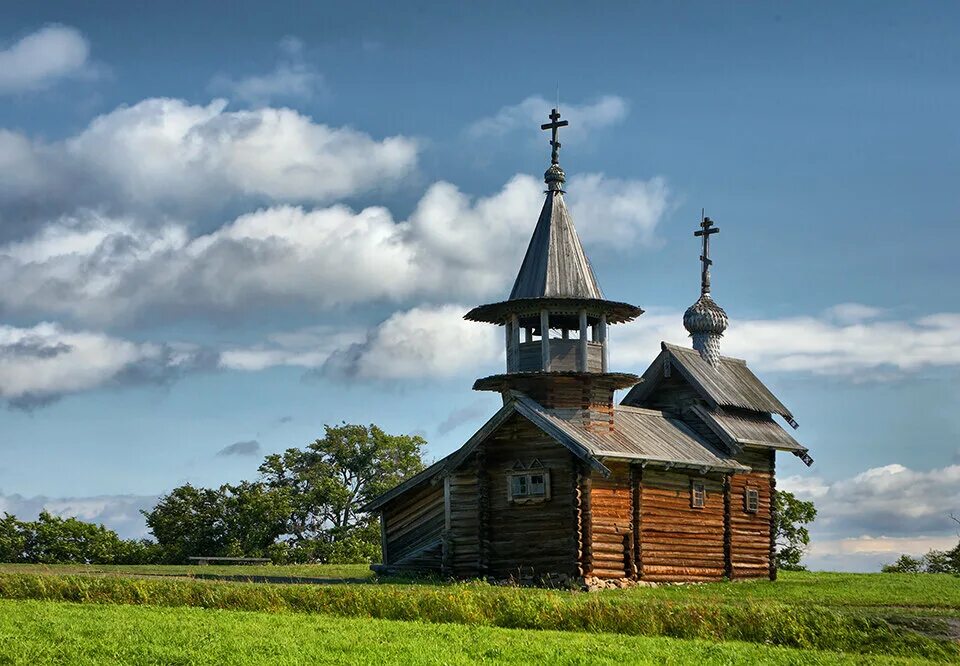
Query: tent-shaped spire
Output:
[[509, 185, 604, 300]]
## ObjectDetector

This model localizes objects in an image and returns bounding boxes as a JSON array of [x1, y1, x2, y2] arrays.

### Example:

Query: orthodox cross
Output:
[[540, 108, 568, 165], [694, 211, 719, 295]]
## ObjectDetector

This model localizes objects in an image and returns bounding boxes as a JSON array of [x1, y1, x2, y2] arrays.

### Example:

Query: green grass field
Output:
[[0, 599, 949, 666], [0, 566, 956, 664]]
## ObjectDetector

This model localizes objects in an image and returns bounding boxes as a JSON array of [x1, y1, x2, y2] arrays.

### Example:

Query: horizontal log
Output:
[[642, 564, 725, 576], [589, 567, 629, 578]]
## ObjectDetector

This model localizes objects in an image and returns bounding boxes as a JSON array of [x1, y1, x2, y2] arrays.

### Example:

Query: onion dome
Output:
[[684, 294, 728, 367]]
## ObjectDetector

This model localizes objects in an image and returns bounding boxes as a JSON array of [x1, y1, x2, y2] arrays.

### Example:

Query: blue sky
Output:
[[0, 2, 958, 570]]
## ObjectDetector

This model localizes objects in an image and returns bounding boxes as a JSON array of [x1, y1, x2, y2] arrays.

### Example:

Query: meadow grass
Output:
[[0, 599, 946, 666], [0, 562, 373, 581], [0, 572, 955, 660]]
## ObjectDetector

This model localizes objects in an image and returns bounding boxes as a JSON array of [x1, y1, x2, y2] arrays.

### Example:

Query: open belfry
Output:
[[365, 110, 813, 583]]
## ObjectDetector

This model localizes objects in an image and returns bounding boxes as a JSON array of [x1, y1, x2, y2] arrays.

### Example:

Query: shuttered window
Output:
[[508, 471, 550, 502], [744, 488, 759, 513], [691, 481, 705, 508]]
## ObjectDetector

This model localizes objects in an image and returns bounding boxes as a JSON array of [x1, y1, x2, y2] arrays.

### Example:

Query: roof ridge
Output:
[[662, 340, 748, 365]]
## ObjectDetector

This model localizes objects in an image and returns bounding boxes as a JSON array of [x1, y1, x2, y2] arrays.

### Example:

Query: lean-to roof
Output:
[[688, 404, 806, 453], [625, 342, 796, 422]]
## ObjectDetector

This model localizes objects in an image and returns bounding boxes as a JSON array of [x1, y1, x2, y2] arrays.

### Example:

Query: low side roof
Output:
[[625, 342, 795, 423], [689, 405, 806, 453], [364, 392, 751, 512], [537, 403, 749, 472]]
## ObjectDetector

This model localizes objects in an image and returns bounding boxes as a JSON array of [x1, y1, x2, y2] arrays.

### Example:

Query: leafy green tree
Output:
[[881, 554, 924, 573], [144, 482, 290, 562], [773, 490, 817, 571], [0, 514, 28, 562], [259, 423, 427, 563]]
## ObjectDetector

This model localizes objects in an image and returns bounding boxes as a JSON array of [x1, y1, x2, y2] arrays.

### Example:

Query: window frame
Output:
[[690, 480, 706, 509], [744, 487, 760, 513], [507, 469, 551, 503]]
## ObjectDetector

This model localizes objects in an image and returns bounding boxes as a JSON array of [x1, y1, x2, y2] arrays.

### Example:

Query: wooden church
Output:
[[365, 110, 813, 583]]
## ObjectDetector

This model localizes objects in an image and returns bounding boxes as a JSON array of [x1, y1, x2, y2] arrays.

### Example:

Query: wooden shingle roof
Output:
[[510, 191, 603, 300], [689, 404, 806, 453], [625, 342, 796, 423], [362, 391, 751, 512]]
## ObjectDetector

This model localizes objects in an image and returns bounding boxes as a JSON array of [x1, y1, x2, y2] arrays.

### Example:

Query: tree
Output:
[[881, 554, 924, 573], [881, 513, 960, 575], [0, 511, 156, 564], [144, 482, 290, 562], [773, 490, 817, 571], [259, 423, 427, 562], [0, 514, 28, 562]]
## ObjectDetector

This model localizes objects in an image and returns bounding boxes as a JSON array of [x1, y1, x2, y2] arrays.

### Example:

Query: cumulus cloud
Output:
[[0, 25, 91, 93], [0, 172, 668, 325], [209, 36, 324, 107], [216, 440, 261, 457], [468, 95, 628, 139], [0, 491, 156, 540], [322, 304, 502, 380], [611, 305, 960, 379], [0, 322, 215, 408], [0, 97, 418, 235], [781, 463, 960, 572], [782, 464, 960, 539]]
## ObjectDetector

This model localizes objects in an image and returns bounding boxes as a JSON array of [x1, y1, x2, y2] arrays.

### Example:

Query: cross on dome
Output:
[[694, 213, 720, 296], [540, 108, 568, 165]]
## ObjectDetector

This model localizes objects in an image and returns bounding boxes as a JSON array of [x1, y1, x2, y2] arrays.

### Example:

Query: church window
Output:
[[691, 481, 705, 508], [508, 470, 550, 502], [744, 488, 759, 513]]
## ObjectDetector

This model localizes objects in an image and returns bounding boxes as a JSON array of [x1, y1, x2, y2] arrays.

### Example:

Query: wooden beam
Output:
[[540, 309, 551, 371], [380, 514, 389, 566], [509, 314, 520, 373], [723, 473, 732, 579], [581, 466, 593, 576], [599, 314, 608, 372], [578, 309, 588, 372], [631, 463, 642, 580], [769, 449, 777, 581]]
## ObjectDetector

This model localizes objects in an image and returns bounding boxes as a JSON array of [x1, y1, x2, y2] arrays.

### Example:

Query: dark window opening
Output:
[[691, 481, 706, 509]]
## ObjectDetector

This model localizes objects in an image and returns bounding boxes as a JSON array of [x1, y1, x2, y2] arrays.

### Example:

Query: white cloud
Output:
[[468, 95, 628, 139], [0, 25, 91, 93], [322, 304, 502, 380], [0, 322, 214, 408], [209, 36, 324, 106], [611, 306, 960, 379], [0, 491, 156, 539], [0, 97, 418, 231], [0, 172, 668, 325], [781, 463, 960, 571]]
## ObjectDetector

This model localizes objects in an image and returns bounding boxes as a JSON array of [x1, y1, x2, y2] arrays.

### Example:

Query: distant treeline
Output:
[[2, 423, 427, 565], [0, 511, 161, 564]]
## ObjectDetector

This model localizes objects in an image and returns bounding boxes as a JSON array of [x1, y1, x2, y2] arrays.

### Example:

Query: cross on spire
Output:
[[541, 108, 568, 165], [694, 211, 720, 296]]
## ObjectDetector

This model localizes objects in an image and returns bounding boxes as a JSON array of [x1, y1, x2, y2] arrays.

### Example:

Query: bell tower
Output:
[[465, 109, 643, 428]]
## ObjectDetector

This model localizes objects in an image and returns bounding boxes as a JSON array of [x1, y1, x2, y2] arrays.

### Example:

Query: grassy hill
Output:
[[0, 565, 956, 664]]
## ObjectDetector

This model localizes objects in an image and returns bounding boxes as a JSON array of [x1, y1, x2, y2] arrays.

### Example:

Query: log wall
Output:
[[445, 456, 481, 578], [381, 480, 444, 570], [639, 468, 727, 582], [729, 446, 775, 579], [587, 461, 633, 578], [484, 414, 579, 577]]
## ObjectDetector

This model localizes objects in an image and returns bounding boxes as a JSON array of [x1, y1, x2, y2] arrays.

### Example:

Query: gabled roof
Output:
[[688, 404, 806, 453], [509, 191, 604, 300], [624, 342, 796, 423], [548, 403, 749, 472], [363, 391, 749, 513]]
